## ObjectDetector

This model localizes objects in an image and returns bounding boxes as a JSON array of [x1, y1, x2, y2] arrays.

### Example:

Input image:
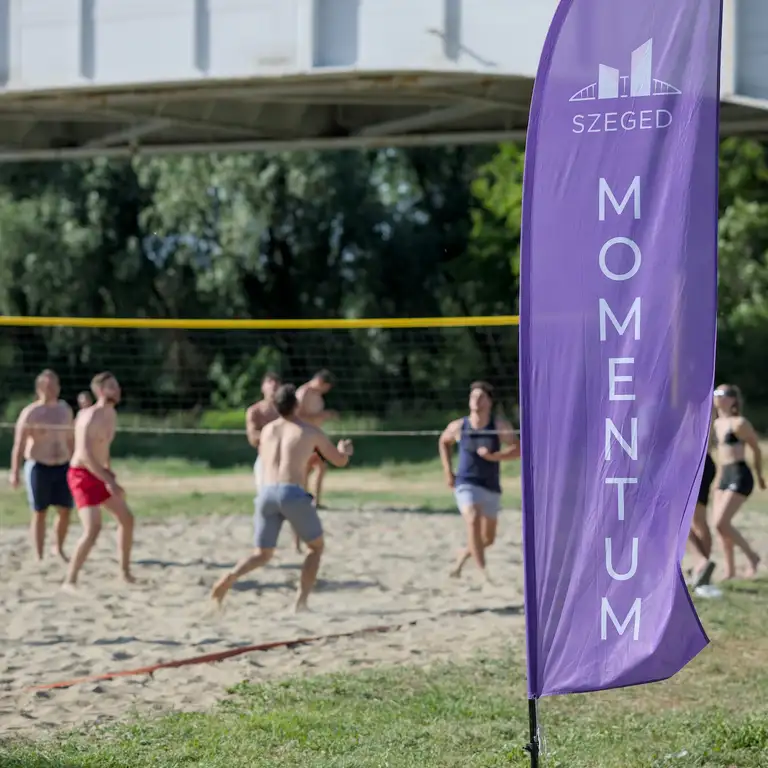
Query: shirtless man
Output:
[[77, 391, 93, 411], [439, 381, 520, 583], [246, 372, 302, 553], [211, 383, 353, 612], [246, 372, 280, 492], [9, 370, 74, 562], [63, 372, 135, 588], [296, 370, 338, 509]]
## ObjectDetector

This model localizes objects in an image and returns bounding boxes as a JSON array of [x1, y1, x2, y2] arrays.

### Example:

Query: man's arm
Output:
[[9, 407, 31, 486], [478, 418, 521, 462], [245, 405, 262, 449], [65, 404, 75, 456], [314, 431, 353, 468], [438, 419, 462, 487]]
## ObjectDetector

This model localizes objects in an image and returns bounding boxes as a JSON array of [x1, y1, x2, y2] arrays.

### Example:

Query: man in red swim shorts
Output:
[[63, 372, 135, 589]]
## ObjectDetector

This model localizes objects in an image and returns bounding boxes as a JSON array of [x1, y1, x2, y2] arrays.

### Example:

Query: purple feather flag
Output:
[[520, 0, 723, 697]]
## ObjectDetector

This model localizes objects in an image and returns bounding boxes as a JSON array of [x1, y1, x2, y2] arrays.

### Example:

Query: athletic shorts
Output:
[[254, 484, 322, 549], [718, 461, 754, 498], [697, 453, 716, 507], [67, 466, 112, 509], [24, 460, 72, 512], [454, 483, 502, 520]]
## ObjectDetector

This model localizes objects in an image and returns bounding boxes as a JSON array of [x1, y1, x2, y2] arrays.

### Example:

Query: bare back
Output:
[[259, 419, 324, 486], [259, 417, 348, 487], [21, 401, 73, 465], [70, 405, 117, 471]]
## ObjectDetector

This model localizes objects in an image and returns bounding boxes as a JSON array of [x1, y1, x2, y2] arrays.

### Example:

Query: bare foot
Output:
[[294, 596, 311, 613], [449, 566, 462, 579], [210, 575, 234, 606], [747, 554, 761, 579], [122, 571, 137, 585], [60, 582, 79, 594]]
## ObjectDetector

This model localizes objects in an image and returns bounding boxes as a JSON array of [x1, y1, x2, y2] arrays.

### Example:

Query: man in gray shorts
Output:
[[211, 383, 354, 612]]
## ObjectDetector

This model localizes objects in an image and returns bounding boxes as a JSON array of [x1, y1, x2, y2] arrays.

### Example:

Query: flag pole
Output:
[[524, 698, 540, 767]]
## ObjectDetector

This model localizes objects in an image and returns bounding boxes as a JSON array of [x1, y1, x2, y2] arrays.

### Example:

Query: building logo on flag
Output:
[[570, 39, 681, 102]]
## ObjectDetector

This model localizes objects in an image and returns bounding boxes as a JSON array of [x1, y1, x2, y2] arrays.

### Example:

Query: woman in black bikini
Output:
[[713, 384, 764, 579]]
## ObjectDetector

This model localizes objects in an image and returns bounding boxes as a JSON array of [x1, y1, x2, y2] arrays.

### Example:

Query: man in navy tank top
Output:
[[438, 381, 520, 583]]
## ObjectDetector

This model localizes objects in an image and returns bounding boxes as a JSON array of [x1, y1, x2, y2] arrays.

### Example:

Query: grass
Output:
[[0, 452, 767, 766], [1, 580, 768, 767], [106, 431, 443, 470], [0, 455, 510, 528], [0, 430, 442, 472], [0, 447, 523, 528], [112, 455, 457, 481], [0, 407, 467, 471], [197, 409, 461, 434]]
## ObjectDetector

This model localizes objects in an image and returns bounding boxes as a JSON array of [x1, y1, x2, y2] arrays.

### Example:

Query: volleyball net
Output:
[[0, 316, 520, 444]]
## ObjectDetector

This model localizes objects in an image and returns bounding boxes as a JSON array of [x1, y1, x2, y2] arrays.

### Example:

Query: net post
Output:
[[524, 697, 540, 767]]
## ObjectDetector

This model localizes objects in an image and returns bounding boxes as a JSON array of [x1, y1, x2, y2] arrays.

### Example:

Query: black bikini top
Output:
[[715, 424, 742, 446]]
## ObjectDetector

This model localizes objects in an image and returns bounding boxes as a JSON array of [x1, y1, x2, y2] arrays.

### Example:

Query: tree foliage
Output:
[[0, 146, 515, 415], [0, 139, 765, 419]]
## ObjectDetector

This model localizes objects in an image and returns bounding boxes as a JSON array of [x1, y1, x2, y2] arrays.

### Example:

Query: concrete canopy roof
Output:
[[0, 71, 764, 162]]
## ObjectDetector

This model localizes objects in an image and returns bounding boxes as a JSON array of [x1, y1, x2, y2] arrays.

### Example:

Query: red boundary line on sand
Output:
[[27, 621, 415, 692], [27, 603, 518, 692]]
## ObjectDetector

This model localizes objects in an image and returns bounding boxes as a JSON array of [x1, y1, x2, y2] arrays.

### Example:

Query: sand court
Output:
[[0, 506, 527, 734], [2, 499, 767, 736]]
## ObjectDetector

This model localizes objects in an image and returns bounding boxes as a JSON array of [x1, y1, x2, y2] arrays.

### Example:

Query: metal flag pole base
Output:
[[525, 699, 540, 768], [524, 697, 540, 767]]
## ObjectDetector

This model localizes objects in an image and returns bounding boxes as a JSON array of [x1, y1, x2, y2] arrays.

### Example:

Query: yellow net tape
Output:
[[0, 316, 519, 330]]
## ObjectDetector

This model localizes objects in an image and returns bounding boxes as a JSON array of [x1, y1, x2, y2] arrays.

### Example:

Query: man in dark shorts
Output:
[[211, 384, 354, 612], [247, 371, 308, 553], [8, 370, 74, 562]]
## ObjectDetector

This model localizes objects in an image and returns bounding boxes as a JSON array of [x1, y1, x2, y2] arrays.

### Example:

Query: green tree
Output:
[[716, 196, 768, 408], [140, 151, 392, 410], [0, 159, 162, 407], [0, 144, 529, 420]]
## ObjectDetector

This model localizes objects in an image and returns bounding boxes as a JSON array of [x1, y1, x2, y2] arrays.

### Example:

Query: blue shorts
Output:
[[254, 484, 323, 549], [24, 460, 73, 512], [454, 483, 502, 520]]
